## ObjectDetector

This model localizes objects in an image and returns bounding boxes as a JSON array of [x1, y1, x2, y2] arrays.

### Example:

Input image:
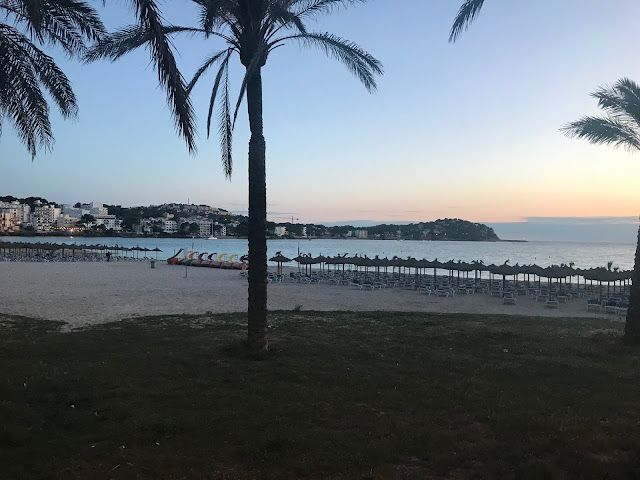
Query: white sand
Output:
[[0, 261, 619, 328]]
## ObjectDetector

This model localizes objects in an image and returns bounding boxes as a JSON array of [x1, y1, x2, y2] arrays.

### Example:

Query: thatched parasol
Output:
[[270, 251, 292, 275]]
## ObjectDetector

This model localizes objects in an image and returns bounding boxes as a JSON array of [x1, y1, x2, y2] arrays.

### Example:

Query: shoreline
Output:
[[1, 233, 504, 242]]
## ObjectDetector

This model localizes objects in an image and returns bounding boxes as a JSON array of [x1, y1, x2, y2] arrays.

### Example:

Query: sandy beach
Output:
[[0, 260, 621, 328]]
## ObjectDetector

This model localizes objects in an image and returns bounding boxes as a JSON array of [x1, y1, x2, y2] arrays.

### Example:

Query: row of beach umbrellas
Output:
[[269, 253, 633, 285], [0, 242, 162, 258]]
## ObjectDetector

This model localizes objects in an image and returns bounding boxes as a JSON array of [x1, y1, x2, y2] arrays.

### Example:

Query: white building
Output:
[[62, 204, 89, 218], [0, 201, 30, 224], [0, 212, 18, 233], [95, 215, 122, 231], [56, 214, 78, 229], [30, 203, 60, 232], [136, 219, 153, 235], [89, 202, 108, 217], [162, 219, 177, 234], [354, 229, 368, 239], [274, 226, 287, 237], [198, 220, 212, 237], [80, 202, 108, 217]]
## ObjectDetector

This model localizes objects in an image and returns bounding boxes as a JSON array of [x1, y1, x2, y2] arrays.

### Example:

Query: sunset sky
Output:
[[1, 0, 640, 227]]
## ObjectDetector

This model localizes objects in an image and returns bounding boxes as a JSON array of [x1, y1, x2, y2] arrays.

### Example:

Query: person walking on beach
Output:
[[106, 252, 111, 262]]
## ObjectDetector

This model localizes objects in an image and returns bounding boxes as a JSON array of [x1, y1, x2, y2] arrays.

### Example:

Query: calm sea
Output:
[[1, 236, 635, 271]]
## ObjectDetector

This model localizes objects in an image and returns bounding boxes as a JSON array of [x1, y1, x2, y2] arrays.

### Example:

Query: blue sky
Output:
[[1, 0, 639, 240]]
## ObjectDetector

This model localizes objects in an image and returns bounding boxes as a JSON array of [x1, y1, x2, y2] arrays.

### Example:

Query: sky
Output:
[[1, 0, 639, 241]]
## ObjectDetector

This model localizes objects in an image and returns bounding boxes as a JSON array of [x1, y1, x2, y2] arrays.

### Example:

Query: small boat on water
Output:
[[208, 236, 218, 240]]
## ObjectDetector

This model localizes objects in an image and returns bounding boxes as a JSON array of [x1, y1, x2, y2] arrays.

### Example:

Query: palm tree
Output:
[[562, 78, 640, 344], [0, 0, 105, 157], [89, 0, 382, 352]]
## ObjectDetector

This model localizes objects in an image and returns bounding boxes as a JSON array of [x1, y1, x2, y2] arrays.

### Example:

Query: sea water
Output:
[[1, 236, 635, 271]]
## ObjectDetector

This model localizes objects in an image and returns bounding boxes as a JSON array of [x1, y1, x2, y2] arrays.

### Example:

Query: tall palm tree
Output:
[[562, 78, 640, 344], [0, 0, 105, 157], [89, 0, 382, 352]]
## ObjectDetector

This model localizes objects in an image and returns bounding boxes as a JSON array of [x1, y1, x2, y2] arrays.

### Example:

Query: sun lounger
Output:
[[587, 303, 601, 312], [503, 296, 516, 305], [545, 299, 559, 309]]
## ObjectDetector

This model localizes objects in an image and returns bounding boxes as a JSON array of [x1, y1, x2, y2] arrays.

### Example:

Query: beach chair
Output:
[[503, 295, 516, 305], [545, 298, 559, 309]]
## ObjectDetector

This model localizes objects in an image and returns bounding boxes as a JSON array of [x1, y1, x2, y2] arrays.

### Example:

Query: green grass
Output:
[[1, 312, 640, 479]]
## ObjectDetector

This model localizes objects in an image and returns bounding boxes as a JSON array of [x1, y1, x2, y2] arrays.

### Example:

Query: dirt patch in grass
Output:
[[1, 312, 639, 479]]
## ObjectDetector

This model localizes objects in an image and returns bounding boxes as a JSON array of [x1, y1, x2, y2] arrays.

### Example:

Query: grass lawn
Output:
[[1, 311, 639, 479]]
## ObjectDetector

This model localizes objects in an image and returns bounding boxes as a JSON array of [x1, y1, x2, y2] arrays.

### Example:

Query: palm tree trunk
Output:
[[246, 68, 268, 352], [625, 223, 640, 344]]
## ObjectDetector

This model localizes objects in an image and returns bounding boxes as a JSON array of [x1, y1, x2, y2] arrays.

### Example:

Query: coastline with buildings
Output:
[[0, 196, 501, 242]]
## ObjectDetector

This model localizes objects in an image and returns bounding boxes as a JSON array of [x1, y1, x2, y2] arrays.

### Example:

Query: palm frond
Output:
[[290, 0, 366, 19], [219, 57, 233, 178], [1, 0, 106, 54], [40, 0, 105, 42], [266, 2, 306, 34], [561, 116, 640, 152], [591, 78, 640, 128], [274, 32, 382, 92], [191, 0, 233, 34], [206, 50, 232, 138], [186, 49, 229, 95], [130, 0, 196, 153], [0, 24, 58, 157], [449, 0, 485, 43], [24, 38, 78, 118], [84, 25, 203, 62]]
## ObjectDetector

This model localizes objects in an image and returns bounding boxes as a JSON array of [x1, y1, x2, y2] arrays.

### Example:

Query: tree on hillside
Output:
[[88, 0, 382, 352], [0, 0, 104, 157], [561, 78, 640, 344], [80, 213, 96, 227]]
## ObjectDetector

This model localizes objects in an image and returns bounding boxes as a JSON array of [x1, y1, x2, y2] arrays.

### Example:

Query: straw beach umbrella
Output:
[[270, 252, 292, 275]]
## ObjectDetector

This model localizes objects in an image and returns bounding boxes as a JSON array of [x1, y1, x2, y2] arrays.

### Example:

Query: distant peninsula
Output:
[[0, 196, 499, 241]]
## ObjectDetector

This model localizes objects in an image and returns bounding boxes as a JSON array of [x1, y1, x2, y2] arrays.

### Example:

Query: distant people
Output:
[[106, 252, 111, 262]]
